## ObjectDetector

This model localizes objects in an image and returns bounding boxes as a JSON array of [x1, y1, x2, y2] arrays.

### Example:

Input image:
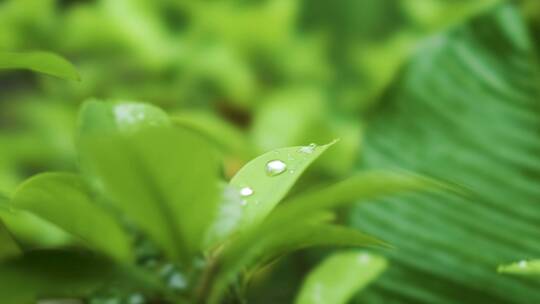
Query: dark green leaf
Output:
[[0, 220, 20, 261], [350, 4, 540, 303], [0, 250, 161, 304]]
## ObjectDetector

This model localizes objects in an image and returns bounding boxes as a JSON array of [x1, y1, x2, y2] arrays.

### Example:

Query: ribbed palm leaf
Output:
[[350, 4, 540, 303]]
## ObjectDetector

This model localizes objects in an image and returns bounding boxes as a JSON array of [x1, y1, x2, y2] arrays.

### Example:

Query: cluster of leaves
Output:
[[0, 0, 507, 195], [0, 99, 442, 303], [2, 0, 540, 303]]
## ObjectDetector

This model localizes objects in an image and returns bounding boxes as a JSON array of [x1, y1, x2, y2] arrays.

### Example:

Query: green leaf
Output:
[[209, 221, 387, 304], [295, 251, 388, 304], [230, 141, 335, 231], [203, 184, 244, 249], [79, 126, 221, 263], [350, 4, 540, 303], [78, 99, 171, 137], [207, 170, 434, 303], [269, 171, 449, 227], [0, 51, 80, 81], [11, 173, 132, 261], [0, 249, 161, 304], [0, 220, 20, 261], [498, 260, 540, 275], [0, 195, 72, 250]]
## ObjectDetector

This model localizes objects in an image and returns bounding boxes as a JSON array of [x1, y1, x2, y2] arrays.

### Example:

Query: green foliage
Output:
[[296, 251, 387, 304], [0, 249, 160, 304], [79, 101, 220, 263], [12, 172, 132, 261], [0, 100, 438, 303], [0, 194, 72, 250], [1, 0, 539, 303], [349, 3, 540, 303], [0, 51, 79, 80]]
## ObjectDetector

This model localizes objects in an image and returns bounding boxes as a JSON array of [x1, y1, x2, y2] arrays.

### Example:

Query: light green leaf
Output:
[[269, 171, 449, 228], [203, 184, 244, 250], [78, 99, 171, 137], [0, 249, 162, 304], [350, 4, 540, 303], [230, 141, 335, 231], [0, 51, 80, 81], [12, 173, 132, 261], [0, 195, 72, 250], [498, 260, 540, 275], [79, 127, 220, 263], [207, 170, 434, 303], [296, 251, 388, 304]]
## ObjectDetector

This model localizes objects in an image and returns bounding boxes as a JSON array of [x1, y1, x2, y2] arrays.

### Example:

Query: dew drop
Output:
[[266, 160, 287, 176], [299, 143, 317, 154], [239, 187, 254, 197], [358, 253, 371, 264]]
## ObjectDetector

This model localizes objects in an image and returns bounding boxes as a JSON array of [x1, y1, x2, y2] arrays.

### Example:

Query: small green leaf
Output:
[[498, 259, 540, 275], [230, 141, 335, 231], [0, 195, 72, 250], [0, 51, 80, 81], [268, 171, 449, 228], [0, 249, 161, 304], [79, 127, 221, 263], [12, 173, 132, 261], [295, 251, 388, 304]]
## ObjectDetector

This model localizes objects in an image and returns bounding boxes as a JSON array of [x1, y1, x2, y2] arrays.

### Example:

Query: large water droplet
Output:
[[299, 143, 317, 154], [266, 160, 287, 176], [239, 187, 254, 197]]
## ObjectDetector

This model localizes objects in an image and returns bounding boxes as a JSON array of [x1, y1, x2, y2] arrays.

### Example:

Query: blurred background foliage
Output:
[[1, 0, 540, 303]]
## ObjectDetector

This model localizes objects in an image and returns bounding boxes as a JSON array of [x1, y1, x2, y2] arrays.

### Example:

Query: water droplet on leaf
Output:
[[239, 187, 254, 197], [299, 143, 317, 154], [266, 160, 287, 176], [358, 253, 371, 264]]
